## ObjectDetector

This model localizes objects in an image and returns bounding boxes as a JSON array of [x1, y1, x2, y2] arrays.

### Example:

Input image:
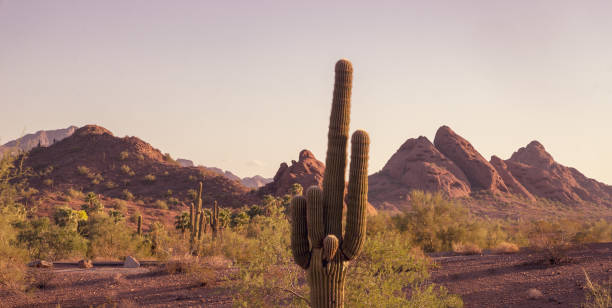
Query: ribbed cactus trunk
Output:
[[190, 182, 203, 253], [211, 201, 219, 240], [290, 59, 369, 308], [137, 215, 142, 236], [197, 210, 205, 240]]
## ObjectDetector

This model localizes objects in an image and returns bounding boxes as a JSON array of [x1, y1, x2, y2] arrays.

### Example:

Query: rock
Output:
[[490, 156, 535, 201], [78, 259, 93, 268], [505, 141, 612, 204], [176, 158, 194, 167], [123, 256, 140, 268], [434, 126, 509, 193], [27, 260, 53, 268], [368, 136, 471, 208], [527, 288, 543, 299], [259, 149, 325, 197], [260, 149, 378, 215]]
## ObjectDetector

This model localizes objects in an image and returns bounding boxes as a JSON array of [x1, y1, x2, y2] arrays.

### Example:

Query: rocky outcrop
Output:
[[368, 136, 471, 207], [434, 126, 509, 193], [490, 155, 535, 201], [259, 149, 325, 196], [505, 141, 612, 204]]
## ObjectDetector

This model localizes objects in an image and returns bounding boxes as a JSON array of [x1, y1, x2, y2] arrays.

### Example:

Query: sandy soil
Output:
[[1, 243, 610, 307], [430, 242, 612, 308]]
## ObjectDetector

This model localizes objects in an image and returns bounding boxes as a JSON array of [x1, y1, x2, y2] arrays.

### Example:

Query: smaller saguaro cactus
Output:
[[137, 215, 142, 236], [197, 210, 206, 240], [210, 201, 219, 240]]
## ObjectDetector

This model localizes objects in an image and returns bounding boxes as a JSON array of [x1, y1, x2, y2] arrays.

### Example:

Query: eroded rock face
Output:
[[490, 155, 535, 201], [434, 126, 509, 193], [259, 149, 325, 196], [368, 136, 471, 207], [260, 149, 378, 215], [506, 141, 612, 204]]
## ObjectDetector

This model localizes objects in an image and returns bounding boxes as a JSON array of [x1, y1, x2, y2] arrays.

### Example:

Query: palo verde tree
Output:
[[290, 59, 369, 307]]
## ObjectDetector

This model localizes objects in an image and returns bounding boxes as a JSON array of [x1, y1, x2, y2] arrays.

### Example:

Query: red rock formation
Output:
[[434, 126, 509, 193], [259, 149, 326, 196], [490, 155, 535, 201], [368, 136, 471, 207], [505, 141, 612, 204], [260, 149, 377, 215]]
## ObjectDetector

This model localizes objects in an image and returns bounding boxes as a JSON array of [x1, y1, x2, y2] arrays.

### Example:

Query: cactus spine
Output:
[[211, 201, 219, 240], [137, 215, 142, 236], [290, 59, 369, 308]]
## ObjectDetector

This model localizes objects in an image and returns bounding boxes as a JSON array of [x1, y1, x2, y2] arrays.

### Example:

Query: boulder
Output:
[[123, 256, 140, 268], [78, 259, 93, 268], [27, 260, 53, 268]]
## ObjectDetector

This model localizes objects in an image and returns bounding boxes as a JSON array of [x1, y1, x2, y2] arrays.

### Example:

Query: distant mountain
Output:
[[0, 126, 78, 154], [241, 175, 272, 189], [176, 159, 194, 167], [206, 166, 271, 189], [369, 125, 612, 209], [21, 125, 256, 208]]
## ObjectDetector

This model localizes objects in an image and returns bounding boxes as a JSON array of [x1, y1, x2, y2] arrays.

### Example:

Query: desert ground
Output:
[[2, 242, 610, 308]]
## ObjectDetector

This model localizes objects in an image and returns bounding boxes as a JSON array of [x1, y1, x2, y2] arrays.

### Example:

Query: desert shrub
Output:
[[121, 164, 135, 176], [451, 242, 482, 255], [42, 178, 53, 187], [491, 241, 519, 254], [109, 210, 125, 223], [81, 192, 104, 214], [85, 212, 147, 260], [119, 151, 129, 160], [104, 181, 117, 189], [14, 217, 88, 260], [122, 189, 135, 201], [143, 174, 156, 183], [0, 207, 28, 290], [77, 165, 91, 176], [582, 270, 611, 308], [346, 231, 462, 307], [145, 222, 173, 259], [66, 188, 85, 200], [129, 209, 142, 223], [392, 191, 514, 253], [109, 198, 128, 212], [167, 197, 180, 207], [153, 199, 168, 210], [526, 220, 574, 264], [53, 206, 88, 231]]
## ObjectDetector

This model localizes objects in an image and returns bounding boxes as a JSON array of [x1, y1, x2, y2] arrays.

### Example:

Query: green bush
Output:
[[85, 212, 148, 260], [14, 217, 88, 261]]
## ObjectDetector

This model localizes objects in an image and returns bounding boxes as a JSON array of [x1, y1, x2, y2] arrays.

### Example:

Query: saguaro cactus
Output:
[[190, 182, 203, 251], [290, 59, 369, 308], [210, 201, 219, 240], [197, 209, 206, 240], [137, 215, 142, 236]]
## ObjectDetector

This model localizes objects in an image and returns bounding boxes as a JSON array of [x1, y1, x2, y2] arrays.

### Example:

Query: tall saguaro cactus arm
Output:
[[289, 59, 370, 308], [341, 130, 369, 260]]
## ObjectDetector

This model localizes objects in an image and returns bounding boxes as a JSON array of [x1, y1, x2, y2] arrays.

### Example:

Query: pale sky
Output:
[[1, 1, 611, 184]]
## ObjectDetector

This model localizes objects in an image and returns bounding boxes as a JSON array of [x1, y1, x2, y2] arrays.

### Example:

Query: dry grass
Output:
[[583, 270, 611, 308], [492, 242, 520, 254], [162, 255, 220, 287], [452, 242, 482, 255]]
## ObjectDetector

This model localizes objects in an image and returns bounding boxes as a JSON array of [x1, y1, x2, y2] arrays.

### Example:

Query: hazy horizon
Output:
[[2, 1, 611, 183]]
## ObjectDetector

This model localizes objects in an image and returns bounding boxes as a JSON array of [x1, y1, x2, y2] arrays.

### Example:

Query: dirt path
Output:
[[430, 242, 612, 308], [0, 263, 233, 308]]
